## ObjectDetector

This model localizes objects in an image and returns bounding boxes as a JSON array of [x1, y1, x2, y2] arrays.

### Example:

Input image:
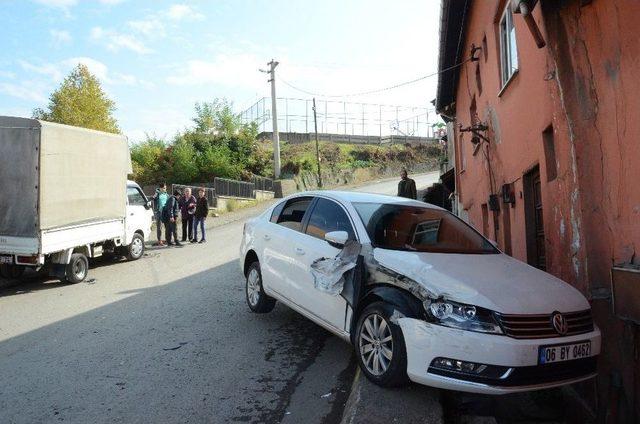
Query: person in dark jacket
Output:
[[179, 187, 197, 242], [162, 189, 181, 246], [193, 188, 209, 243], [397, 169, 417, 199], [152, 183, 169, 246]]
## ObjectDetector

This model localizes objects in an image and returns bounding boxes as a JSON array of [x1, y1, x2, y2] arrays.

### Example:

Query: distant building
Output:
[[436, 0, 640, 420]]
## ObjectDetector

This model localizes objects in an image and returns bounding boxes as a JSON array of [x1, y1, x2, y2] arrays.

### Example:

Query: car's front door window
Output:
[[305, 198, 355, 240]]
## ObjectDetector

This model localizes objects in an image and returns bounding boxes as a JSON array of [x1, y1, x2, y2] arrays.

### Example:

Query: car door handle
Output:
[[263, 234, 271, 241], [295, 247, 305, 255]]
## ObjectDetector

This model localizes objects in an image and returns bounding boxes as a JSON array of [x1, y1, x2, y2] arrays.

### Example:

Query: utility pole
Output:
[[312, 98, 322, 188], [267, 59, 281, 179]]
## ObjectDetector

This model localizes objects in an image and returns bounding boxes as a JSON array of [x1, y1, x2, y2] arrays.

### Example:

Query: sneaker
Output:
[[198, 239, 206, 244], [190, 239, 197, 243], [175, 241, 183, 246], [167, 242, 175, 246]]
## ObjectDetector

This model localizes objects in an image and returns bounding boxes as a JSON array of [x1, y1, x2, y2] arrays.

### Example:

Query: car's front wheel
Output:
[[355, 302, 409, 387], [245, 262, 276, 313]]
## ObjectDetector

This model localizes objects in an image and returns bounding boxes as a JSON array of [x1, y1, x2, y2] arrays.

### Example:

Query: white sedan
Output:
[[239, 191, 601, 394]]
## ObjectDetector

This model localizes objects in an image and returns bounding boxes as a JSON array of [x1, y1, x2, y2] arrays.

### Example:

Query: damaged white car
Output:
[[239, 191, 601, 394]]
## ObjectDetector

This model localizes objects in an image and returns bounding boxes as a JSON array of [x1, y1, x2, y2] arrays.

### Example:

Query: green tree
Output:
[[33, 64, 120, 133]]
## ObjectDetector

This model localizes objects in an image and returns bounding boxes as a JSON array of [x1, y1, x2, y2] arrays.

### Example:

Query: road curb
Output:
[[339, 367, 444, 424], [339, 368, 362, 424]]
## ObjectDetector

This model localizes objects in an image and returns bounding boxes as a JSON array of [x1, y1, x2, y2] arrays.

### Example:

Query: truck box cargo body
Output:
[[0, 116, 153, 283]]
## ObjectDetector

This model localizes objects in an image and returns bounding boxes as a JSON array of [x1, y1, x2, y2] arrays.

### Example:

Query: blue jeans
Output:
[[194, 217, 206, 241]]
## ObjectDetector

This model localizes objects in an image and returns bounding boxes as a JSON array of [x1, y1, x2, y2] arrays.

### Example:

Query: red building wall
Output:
[[448, 0, 640, 419]]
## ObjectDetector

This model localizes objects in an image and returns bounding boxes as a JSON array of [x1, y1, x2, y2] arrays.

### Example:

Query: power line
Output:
[[278, 58, 472, 99]]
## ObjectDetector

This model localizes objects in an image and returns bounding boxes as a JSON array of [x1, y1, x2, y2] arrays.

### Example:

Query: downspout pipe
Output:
[[513, 0, 547, 48]]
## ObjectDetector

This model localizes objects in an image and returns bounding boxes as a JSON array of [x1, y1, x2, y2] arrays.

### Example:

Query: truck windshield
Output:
[[353, 202, 498, 254]]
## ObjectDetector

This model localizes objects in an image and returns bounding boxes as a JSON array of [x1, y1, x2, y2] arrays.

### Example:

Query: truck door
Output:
[[126, 186, 152, 243]]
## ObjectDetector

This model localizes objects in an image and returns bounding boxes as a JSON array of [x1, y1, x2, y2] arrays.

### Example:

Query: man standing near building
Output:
[[152, 183, 169, 246], [397, 169, 417, 199]]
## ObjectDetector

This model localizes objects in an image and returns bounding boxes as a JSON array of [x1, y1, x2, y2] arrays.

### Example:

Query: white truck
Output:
[[0, 116, 154, 283]]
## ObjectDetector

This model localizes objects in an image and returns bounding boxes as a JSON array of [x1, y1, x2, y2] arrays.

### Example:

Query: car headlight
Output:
[[424, 299, 503, 334]]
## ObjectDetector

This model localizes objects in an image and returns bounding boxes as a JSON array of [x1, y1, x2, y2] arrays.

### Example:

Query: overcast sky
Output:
[[0, 0, 442, 141]]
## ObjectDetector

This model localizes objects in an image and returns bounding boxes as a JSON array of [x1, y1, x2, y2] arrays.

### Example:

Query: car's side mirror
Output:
[[325, 231, 349, 248], [144, 200, 152, 210]]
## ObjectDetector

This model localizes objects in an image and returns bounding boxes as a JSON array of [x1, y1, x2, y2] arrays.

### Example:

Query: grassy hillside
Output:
[[277, 141, 443, 178]]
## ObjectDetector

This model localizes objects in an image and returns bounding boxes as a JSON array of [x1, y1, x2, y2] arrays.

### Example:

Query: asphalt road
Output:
[[0, 173, 440, 424]]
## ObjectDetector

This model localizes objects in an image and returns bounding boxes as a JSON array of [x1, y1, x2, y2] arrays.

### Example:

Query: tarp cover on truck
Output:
[[0, 116, 131, 237], [0, 117, 39, 237]]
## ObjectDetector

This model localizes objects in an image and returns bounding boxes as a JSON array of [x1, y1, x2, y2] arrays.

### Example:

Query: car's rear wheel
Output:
[[245, 262, 276, 313], [355, 302, 409, 387]]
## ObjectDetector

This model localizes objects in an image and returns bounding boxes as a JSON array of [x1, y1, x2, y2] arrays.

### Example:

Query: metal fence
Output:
[[171, 184, 217, 209], [251, 175, 275, 192], [239, 97, 439, 139], [213, 177, 255, 199]]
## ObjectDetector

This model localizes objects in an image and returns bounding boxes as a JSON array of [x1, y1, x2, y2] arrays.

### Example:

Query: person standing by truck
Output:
[[179, 187, 197, 243], [163, 189, 181, 246], [153, 183, 169, 246], [193, 187, 209, 243]]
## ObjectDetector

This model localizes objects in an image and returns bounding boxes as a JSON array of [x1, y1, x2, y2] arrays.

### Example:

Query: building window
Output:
[[542, 125, 558, 181], [499, 4, 518, 86]]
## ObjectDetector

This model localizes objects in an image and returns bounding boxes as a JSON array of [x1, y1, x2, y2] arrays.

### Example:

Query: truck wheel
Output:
[[0, 264, 25, 279], [126, 233, 145, 261], [65, 253, 89, 284]]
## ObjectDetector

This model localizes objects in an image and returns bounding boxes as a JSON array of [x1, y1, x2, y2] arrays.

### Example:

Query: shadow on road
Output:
[[0, 259, 354, 424]]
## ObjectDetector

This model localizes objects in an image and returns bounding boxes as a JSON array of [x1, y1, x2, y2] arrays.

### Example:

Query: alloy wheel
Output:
[[359, 313, 393, 376], [247, 268, 261, 307]]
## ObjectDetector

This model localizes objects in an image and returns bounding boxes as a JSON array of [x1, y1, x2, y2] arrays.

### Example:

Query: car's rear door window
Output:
[[276, 197, 313, 232], [305, 198, 355, 240]]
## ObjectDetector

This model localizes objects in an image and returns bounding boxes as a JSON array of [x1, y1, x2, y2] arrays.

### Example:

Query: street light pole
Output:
[[312, 98, 322, 188], [267, 59, 281, 179]]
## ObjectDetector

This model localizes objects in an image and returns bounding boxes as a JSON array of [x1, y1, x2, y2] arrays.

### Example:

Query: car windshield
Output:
[[353, 202, 498, 254]]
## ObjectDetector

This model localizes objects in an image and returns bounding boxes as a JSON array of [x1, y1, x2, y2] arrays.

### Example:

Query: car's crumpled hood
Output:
[[372, 248, 590, 314]]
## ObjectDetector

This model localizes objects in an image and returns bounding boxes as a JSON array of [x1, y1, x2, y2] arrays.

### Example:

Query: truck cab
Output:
[[125, 180, 154, 249]]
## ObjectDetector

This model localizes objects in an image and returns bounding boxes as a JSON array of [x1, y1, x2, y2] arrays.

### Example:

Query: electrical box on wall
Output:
[[611, 265, 640, 324], [501, 183, 516, 205], [488, 194, 500, 211]]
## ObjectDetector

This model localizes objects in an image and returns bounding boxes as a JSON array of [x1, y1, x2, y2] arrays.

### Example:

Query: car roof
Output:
[[293, 190, 444, 210]]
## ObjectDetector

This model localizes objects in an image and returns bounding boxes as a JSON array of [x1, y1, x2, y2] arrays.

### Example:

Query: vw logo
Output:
[[552, 312, 569, 335]]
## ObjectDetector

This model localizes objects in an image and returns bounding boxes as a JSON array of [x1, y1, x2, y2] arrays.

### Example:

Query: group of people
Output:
[[152, 183, 209, 247]]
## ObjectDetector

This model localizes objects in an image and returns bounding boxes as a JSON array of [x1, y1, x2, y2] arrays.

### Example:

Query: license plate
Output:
[[0, 255, 13, 264], [539, 341, 591, 364]]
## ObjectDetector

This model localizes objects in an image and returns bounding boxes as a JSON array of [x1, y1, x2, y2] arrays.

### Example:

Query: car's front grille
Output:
[[496, 309, 594, 339]]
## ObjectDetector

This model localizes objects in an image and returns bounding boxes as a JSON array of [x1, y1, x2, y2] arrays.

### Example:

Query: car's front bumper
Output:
[[397, 318, 601, 395]]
